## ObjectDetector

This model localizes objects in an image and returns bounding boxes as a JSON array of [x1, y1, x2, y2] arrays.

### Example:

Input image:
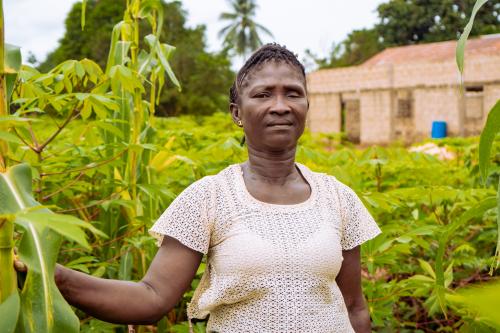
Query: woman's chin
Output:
[[262, 137, 298, 151]]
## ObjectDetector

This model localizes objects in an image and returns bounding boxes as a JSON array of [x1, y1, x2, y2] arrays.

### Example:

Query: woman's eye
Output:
[[254, 92, 269, 98], [287, 92, 301, 98]]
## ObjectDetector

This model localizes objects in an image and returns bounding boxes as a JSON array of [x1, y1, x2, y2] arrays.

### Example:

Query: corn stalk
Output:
[[0, 2, 106, 332], [0, 0, 16, 317], [456, 0, 500, 272]]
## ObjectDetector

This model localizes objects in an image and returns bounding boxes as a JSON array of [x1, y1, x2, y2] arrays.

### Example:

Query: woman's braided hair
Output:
[[229, 43, 306, 105]]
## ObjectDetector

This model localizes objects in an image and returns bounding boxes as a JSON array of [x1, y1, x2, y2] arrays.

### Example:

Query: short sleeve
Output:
[[332, 178, 381, 250], [149, 176, 215, 254]]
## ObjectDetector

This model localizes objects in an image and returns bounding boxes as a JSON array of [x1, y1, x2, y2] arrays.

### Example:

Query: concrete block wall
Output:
[[413, 87, 461, 137], [360, 90, 393, 144], [307, 93, 341, 133], [306, 54, 500, 144], [484, 84, 500, 115]]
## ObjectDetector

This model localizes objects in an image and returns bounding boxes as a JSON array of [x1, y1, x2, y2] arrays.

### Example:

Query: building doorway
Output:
[[343, 99, 361, 143]]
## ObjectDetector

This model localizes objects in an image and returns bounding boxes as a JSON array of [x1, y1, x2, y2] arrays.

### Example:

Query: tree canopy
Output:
[[305, 29, 383, 69], [40, 0, 235, 116], [218, 0, 273, 58], [376, 0, 500, 46], [308, 0, 500, 70]]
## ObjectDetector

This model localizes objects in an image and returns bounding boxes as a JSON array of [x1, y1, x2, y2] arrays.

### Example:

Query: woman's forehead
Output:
[[243, 61, 305, 87]]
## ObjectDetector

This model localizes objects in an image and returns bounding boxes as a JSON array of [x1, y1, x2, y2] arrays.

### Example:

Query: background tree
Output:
[[218, 0, 273, 58], [307, 0, 499, 70], [376, 0, 500, 46], [305, 29, 383, 69], [40, 0, 234, 116]]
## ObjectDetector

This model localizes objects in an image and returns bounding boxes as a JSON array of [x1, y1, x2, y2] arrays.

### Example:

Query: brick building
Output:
[[306, 35, 500, 144]]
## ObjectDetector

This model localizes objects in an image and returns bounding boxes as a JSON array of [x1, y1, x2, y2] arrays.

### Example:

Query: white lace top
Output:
[[149, 163, 381, 333]]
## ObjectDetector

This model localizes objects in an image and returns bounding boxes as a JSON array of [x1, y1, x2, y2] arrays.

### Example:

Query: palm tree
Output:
[[218, 0, 273, 59]]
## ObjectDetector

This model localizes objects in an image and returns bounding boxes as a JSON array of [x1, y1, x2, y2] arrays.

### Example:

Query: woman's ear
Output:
[[230, 103, 241, 125]]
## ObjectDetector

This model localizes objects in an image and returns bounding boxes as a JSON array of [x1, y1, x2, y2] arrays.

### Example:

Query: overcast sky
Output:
[[5, 0, 385, 69]]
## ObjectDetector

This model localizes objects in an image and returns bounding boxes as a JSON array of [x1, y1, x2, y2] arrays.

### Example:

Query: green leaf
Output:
[[448, 280, 500, 329], [92, 266, 106, 278], [0, 291, 20, 333], [17, 226, 80, 333], [418, 259, 436, 279], [16, 213, 91, 250], [81, 0, 87, 30], [0, 164, 107, 332], [4, 43, 22, 73], [5, 44, 22, 102], [456, 0, 488, 75], [118, 248, 133, 280], [0, 130, 23, 144], [92, 120, 124, 139], [478, 100, 500, 183], [0, 164, 41, 214]]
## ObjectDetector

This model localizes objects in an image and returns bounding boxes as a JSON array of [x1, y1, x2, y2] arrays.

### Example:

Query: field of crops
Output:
[[4, 111, 497, 332], [1, 0, 499, 332]]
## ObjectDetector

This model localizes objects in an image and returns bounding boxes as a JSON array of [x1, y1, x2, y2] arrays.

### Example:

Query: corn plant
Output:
[[1, 0, 182, 331], [0, 2, 106, 333]]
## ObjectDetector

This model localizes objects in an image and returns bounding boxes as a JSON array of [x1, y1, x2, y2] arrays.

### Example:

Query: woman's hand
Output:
[[54, 236, 202, 325], [12, 236, 201, 325], [336, 246, 372, 333]]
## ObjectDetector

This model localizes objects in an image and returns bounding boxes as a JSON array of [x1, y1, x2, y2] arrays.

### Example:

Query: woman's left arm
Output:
[[336, 246, 371, 333]]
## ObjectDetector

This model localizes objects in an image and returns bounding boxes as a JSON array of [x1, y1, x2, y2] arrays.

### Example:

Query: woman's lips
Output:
[[267, 123, 293, 129], [267, 122, 293, 127]]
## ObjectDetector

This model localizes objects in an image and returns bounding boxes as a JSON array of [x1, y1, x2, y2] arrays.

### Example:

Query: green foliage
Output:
[[0, 164, 102, 333], [1, 0, 499, 332], [218, 0, 273, 58], [7, 107, 500, 331], [456, 0, 500, 273], [448, 279, 500, 329], [376, 0, 500, 47], [455, 0, 490, 75], [309, 0, 500, 70], [306, 29, 384, 69], [40, 0, 234, 116]]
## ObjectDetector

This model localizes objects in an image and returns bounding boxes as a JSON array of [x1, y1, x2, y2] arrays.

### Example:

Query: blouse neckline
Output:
[[233, 162, 317, 210]]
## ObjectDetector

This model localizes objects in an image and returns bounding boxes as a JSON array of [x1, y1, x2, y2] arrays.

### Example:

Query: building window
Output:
[[397, 99, 412, 118], [465, 86, 483, 120], [465, 86, 483, 93]]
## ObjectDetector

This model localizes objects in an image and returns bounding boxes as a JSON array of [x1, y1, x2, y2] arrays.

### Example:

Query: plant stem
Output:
[[0, 217, 17, 303], [0, 0, 7, 172], [0, 0, 16, 304]]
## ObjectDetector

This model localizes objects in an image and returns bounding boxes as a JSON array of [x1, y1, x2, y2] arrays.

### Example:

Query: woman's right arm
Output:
[[55, 235, 202, 325]]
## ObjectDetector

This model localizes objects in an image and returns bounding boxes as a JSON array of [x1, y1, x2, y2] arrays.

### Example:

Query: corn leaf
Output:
[[0, 163, 107, 332], [0, 291, 20, 333], [455, 0, 488, 75], [478, 101, 500, 183], [448, 280, 500, 329], [5, 44, 21, 102]]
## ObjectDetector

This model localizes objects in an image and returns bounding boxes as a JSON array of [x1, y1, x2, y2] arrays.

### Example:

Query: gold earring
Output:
[[237, 120, 242, 127]]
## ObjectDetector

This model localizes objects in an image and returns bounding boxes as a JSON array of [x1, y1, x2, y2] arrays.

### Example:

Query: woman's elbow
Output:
[[135, 281, 177, 325]]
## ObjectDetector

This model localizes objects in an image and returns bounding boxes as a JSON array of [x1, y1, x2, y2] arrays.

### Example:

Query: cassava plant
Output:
[[0, 1, 106, 332], [0, 0, 182, 331]]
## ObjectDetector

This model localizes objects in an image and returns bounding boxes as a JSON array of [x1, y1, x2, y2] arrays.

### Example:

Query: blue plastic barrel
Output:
[[431, 121, 447, 139]]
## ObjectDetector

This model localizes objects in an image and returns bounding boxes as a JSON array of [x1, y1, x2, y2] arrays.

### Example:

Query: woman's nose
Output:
[[269, 95, 291, 114]]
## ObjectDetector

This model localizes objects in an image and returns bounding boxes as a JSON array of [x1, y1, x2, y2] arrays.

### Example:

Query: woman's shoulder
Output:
[[297, 163, 357, 198], [181, 163, 237, 196]]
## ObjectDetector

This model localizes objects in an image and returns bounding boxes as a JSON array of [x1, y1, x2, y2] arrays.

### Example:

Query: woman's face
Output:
[[231, 61, 308, 151]]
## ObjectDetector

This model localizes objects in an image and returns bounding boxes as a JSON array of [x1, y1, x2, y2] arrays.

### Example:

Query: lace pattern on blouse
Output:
[[149, 163, 381, 332]]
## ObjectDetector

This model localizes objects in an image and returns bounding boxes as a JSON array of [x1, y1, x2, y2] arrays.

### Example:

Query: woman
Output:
[[33, 44, 381, 332]]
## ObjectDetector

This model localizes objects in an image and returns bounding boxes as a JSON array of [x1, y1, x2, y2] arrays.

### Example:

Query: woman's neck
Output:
[[243, 145, 298, 183]]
